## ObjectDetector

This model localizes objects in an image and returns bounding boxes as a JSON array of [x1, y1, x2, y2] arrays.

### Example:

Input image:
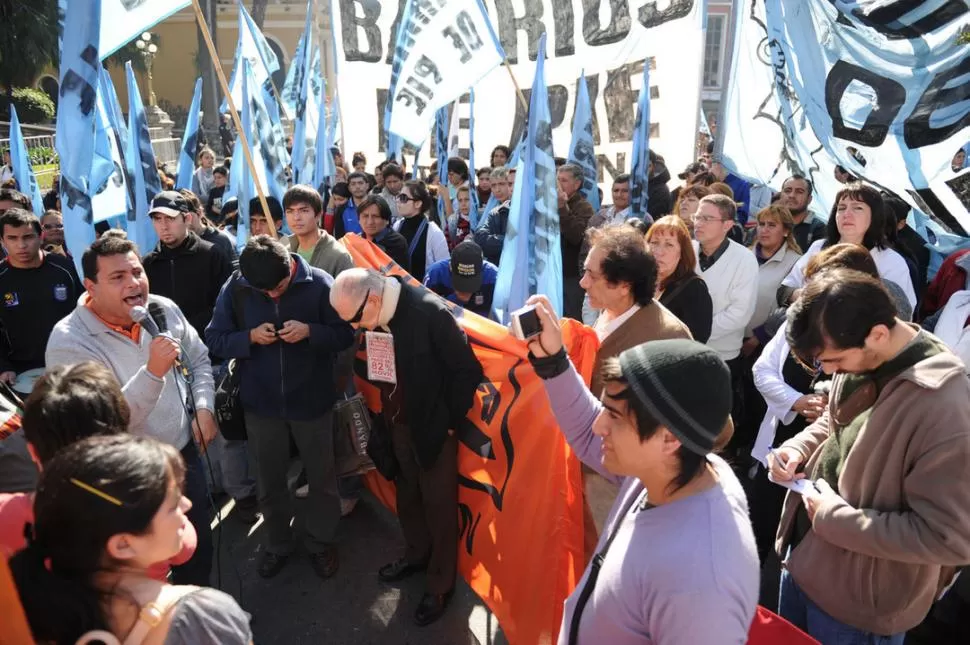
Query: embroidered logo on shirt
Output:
[[53, 284, 68, 302], [474, 294, 484, 305], [3, 292, 18, 307]]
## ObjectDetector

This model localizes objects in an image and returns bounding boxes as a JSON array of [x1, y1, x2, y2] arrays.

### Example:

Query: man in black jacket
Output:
[[142, 191, 232, 337], [473, 166, 512, 265], [330, 267, 484, 627]]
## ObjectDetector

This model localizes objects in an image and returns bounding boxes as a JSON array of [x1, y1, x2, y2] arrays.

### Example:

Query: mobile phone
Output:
[[510, 305, 542, 341]]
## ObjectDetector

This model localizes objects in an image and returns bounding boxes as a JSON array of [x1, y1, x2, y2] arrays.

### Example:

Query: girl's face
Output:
[[648, 231, 682, 280], [835, 196, 872, 245], [397, 187, 420, 218], [491, 149, 508, 167], [200, 152, 214, 169], [679, 193, 701, 219], [457, 192, 471, 216], [121, 476, 191, 569]]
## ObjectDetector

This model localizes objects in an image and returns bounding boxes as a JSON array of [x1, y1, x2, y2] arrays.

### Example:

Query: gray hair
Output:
[[330, 267, 386, 309], [489, 166, 510, 181], [558, 163, 583, 183]]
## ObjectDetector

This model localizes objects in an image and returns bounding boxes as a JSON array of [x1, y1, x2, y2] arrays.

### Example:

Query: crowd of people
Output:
[[0, 131, 969, 645]]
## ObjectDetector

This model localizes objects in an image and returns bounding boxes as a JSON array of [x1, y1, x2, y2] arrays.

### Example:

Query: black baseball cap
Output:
[[678, 162, 706, 180], [450, 241, 484, 294], [149, 191, 191, 218]]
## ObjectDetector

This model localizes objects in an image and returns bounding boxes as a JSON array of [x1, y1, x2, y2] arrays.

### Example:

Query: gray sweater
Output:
[[46, 295, 214, 449], [543, 363, 759, 645]]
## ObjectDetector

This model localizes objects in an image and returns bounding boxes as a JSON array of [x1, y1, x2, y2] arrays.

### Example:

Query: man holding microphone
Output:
[[46, 232, 218, 586]]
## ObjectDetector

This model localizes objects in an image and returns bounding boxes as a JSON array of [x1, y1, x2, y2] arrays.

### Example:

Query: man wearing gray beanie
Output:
[[524, 295, 759, 645]]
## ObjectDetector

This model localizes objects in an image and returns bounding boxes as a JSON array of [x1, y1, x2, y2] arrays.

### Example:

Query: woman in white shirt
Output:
[[392, 180, 449, 280], [780, 183, 916, 312]]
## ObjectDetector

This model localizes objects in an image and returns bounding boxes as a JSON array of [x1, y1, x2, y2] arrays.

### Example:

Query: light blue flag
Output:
[[312, 81, 335, 193], [292, 3, 323, 186], [99, 0, 189, 59], [221, 3, 281, 114], [329, 93, 342, 147], [234, 60, 265, 253], [8, 107, 44, 216], [492, 33, 562, 321], [176, 77, 203, 190], [99, 66, 128, 160], [57, 0, 110, 272], [467, 88, 481, 229], [90, 90, 130, 225], [243, 61, 288, 206], [568, 72, 600, 213], [435, 106, 449, 228], [124, 62, 161, 253], [699, 108, 711, 137], [280, 1, 309, 119], [383, 0, 414, 163], [629, 62, 651, 219]]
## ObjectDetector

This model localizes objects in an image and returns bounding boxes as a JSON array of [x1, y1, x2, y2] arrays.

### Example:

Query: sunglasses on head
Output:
[[348, 289, 371, 324]]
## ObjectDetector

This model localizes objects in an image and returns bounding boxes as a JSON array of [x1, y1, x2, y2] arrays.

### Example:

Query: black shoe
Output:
[[309, 545, 339, 579], [378, 557, 428, 583], [233, 495, 260, 525], [414, 590, 454, 626], [257, 551, 289, 579]]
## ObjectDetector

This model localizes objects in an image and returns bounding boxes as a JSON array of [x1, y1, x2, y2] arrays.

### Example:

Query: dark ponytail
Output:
[[9, 435, 185, 644]]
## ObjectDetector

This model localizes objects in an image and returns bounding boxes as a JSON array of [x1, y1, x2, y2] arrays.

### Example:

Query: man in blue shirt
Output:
[[424, 240, 497, 320], [711, 158, 753, 225]]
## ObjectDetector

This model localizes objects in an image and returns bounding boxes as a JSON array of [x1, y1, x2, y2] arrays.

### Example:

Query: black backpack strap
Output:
[[567, 485, 645, 645]]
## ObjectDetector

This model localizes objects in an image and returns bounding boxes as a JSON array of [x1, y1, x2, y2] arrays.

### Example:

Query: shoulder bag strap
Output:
[[567, 486, 645, 645], [407, 218, 429, 260], [661, 274, 699, 305]]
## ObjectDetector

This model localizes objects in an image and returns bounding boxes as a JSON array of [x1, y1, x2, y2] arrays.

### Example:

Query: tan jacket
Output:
[[775, 333, 970, 635], [590, 302, 691, 396]]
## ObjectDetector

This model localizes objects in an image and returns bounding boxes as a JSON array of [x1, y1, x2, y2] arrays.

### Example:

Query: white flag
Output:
[[98, 0, 190, 59], [387, 0, 504, 147]]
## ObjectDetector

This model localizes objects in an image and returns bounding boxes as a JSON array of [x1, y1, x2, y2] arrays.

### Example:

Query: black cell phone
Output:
[[511, 305, 542, 341]]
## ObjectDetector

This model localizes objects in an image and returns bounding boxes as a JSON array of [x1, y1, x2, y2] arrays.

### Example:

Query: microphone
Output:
[[129, 303, 194, 384]]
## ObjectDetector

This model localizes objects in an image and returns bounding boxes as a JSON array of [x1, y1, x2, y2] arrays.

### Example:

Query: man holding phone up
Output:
[[767, 269, 970, 644], [206, 236, 354, 580]]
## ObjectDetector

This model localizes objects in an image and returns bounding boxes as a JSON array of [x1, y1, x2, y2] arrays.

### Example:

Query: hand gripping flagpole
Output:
[[191, 0, 276, 237]]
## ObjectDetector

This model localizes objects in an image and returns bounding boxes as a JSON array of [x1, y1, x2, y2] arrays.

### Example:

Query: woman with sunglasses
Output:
[[392, 181, 450, 281], [358, 195, 409, 272]]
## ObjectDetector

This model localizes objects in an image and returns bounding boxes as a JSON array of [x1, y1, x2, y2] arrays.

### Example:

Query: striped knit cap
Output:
[[618, 339, 731, 455]]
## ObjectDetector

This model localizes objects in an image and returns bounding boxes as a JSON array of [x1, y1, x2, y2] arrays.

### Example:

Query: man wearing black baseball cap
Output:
[[142, 190, 233, 337], [424, 240, 498, 320]]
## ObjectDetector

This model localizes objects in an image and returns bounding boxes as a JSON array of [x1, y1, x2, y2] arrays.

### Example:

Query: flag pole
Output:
[[502, 59, 528, 112], [190, 0, 276, 237]]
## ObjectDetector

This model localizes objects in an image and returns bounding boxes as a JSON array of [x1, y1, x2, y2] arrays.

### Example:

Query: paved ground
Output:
[[209, 490, 508, 645]]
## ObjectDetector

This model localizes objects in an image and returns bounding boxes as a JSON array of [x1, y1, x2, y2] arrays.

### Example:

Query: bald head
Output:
[[331, 267, 386, 329]]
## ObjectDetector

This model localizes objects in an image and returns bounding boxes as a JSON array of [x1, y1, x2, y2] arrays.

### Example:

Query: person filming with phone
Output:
[[767, 268, 970, 644], [521, 294, 758, 644]]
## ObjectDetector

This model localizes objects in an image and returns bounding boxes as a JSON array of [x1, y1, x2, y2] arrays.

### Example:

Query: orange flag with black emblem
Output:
[[342, 234, 596, 645]]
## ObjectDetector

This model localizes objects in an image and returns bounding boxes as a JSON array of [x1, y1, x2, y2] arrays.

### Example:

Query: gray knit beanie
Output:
[[617, 339, 731, 455]]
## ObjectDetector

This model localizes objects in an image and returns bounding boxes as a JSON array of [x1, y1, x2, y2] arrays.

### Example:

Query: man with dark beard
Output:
[[780, 175, 826, 253]]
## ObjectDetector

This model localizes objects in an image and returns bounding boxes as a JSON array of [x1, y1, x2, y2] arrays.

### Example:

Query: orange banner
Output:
[[343, 234, 596, 645]]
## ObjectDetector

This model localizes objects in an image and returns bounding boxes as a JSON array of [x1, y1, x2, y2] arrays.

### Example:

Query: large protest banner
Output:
[[330, 0, 705, 191], [341, 234, 597, 645], [720, 0, 970, 233]]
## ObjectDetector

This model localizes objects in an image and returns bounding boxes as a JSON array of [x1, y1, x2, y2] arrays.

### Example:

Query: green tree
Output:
[[0, 0, 60, 95]]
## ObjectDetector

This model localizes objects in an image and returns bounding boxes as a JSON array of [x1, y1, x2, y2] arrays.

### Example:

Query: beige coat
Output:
[[776, 333, 970, 635]]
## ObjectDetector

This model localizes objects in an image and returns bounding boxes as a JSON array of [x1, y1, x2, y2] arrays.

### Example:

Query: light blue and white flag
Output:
[[493, 33, 562, 322], [435, 106, 450, 228], [124, 61, 161, 253], [292, 3, 323, 185], [312, 95, 335, 193], [99, 65, 128, 156], [699, 108, 711, 138], [721, 0, 970, 232], [386, 0, 504, 147], [243, 60, 288, 206], [280, 0, 311, 120], [568, 72, 600, 213], [328, 93, 342, 147], [176, 77, 203, 190], [233, 60, 267, 253], [90, 90, 130, 225], [57, 0, 111, 271], [629, 62, 650, 219], [8, 107, 44, 216], [98, 0, 189, 59], [221, 3, 281, 115], [467, 88, 481, 229], [383, 0, 411, 163]]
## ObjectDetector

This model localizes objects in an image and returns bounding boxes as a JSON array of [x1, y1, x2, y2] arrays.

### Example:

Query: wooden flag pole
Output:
[[503, 59, 528, 112], [190, 0, 276, 237]]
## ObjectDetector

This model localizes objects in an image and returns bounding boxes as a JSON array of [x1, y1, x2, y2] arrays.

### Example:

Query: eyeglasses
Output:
[[693, 215, 729, 224], [43, 223, 64, 230], [347, 289, 371, 324], [395, 194, 415, 204]]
